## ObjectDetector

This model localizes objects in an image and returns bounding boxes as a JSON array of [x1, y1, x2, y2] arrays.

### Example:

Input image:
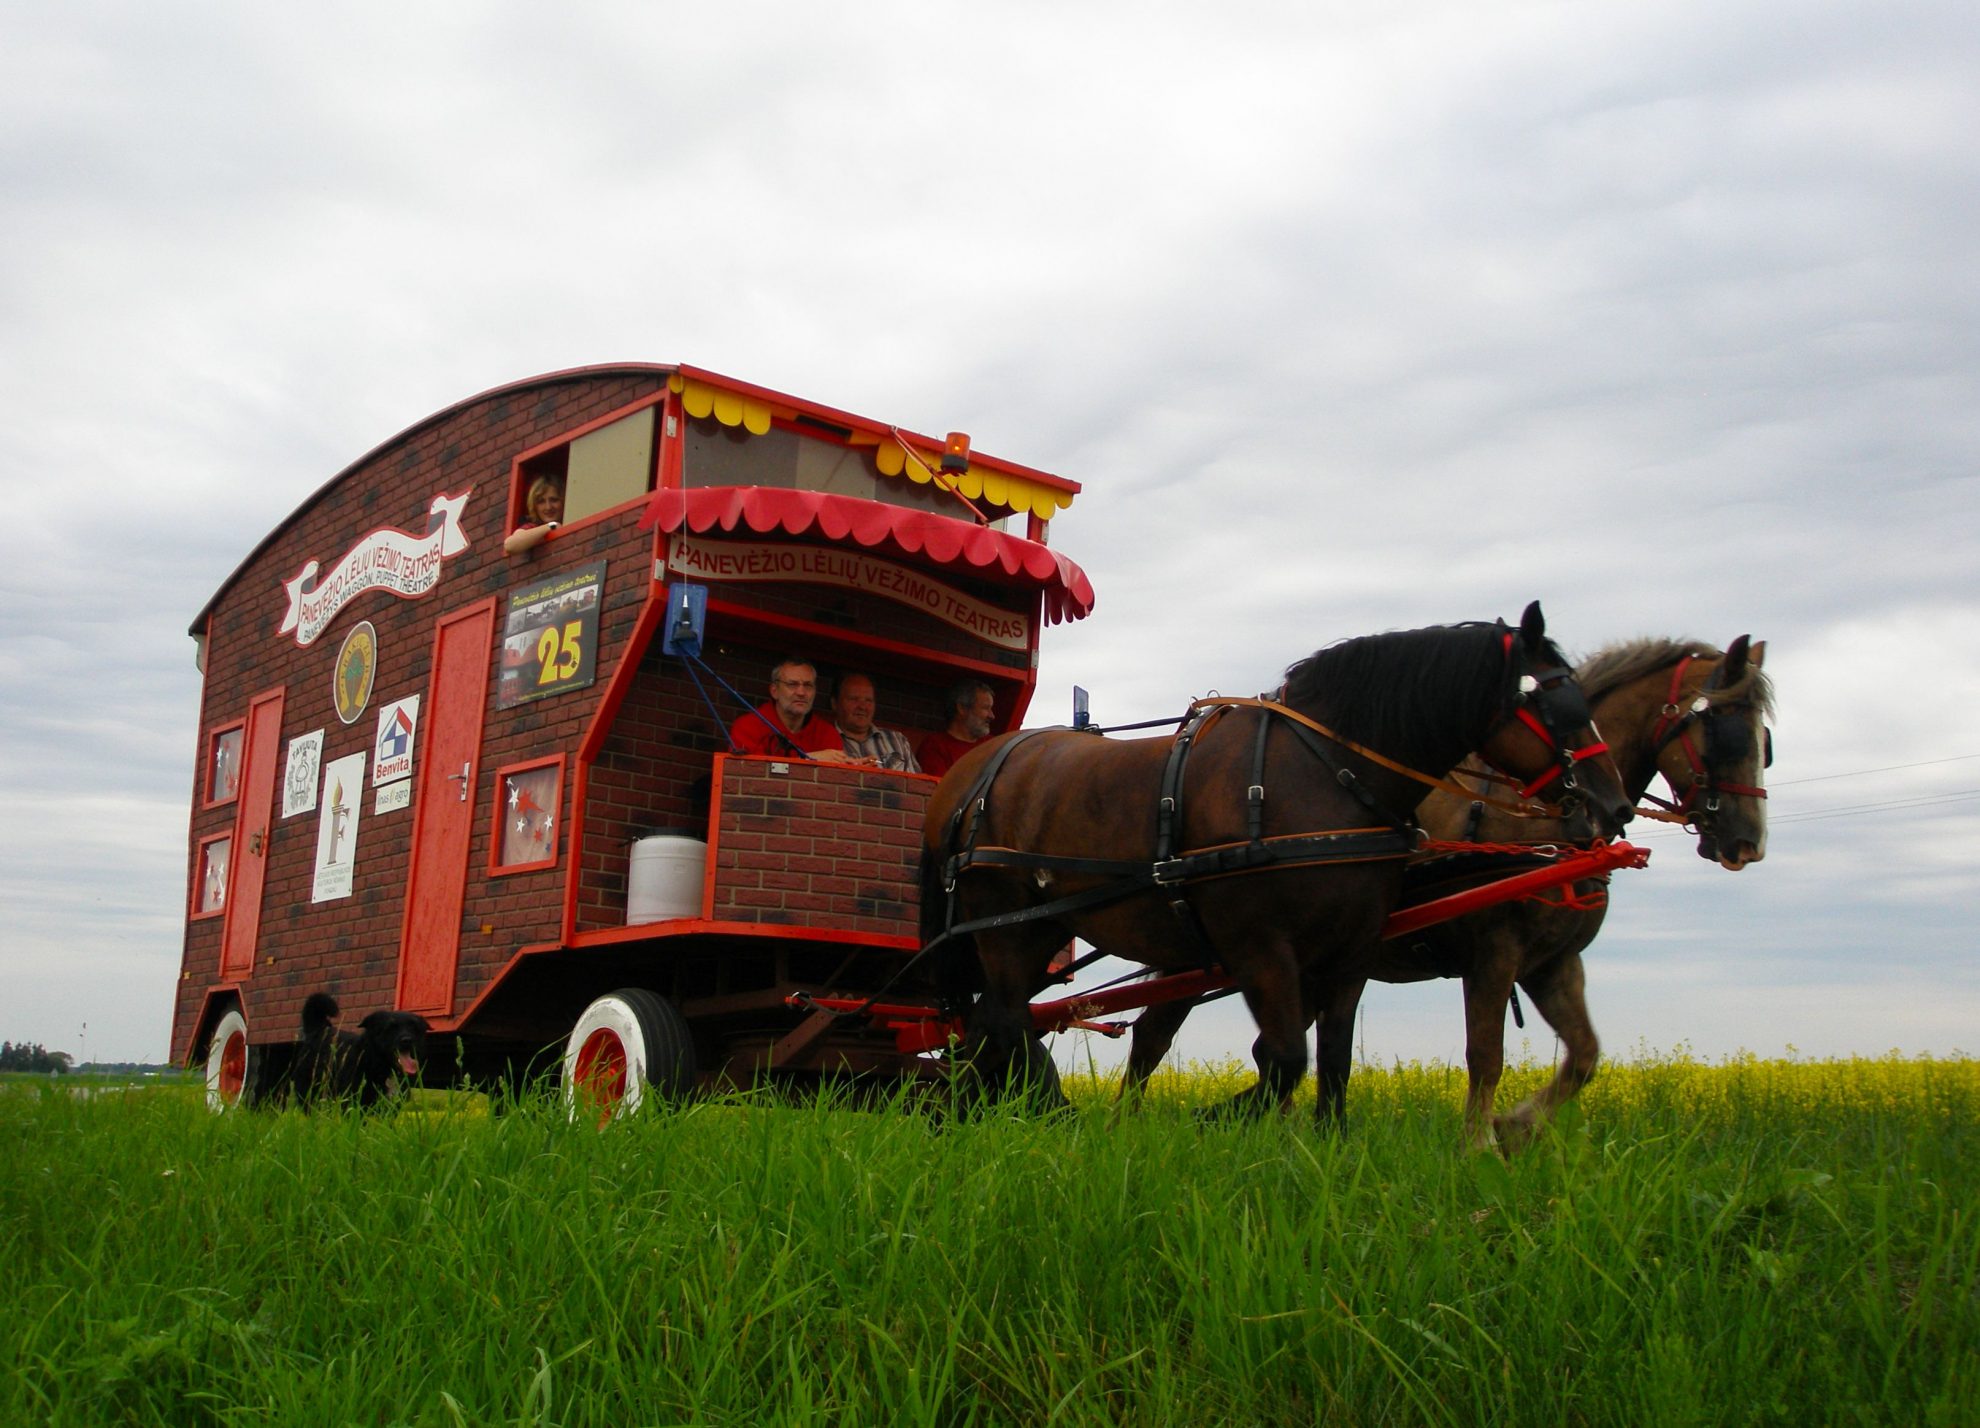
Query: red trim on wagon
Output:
[[637, 487, 1096, 625]]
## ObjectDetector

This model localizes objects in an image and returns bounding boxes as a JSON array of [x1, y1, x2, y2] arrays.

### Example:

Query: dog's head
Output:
[[357, 1011, 429, 1080]]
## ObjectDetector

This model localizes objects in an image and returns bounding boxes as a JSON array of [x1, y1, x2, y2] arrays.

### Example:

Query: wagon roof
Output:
[[669, 365, 1080, 518], [189, 362, 1082, 635]]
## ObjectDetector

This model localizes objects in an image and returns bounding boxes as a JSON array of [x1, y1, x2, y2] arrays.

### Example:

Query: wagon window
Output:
[[490, 757, 564, 875], [194, 833, 231, 918], [206, 724, 244, 806], [562, 408, 657, 524]]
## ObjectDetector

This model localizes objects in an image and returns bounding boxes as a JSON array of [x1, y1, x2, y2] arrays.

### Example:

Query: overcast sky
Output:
[[3, 2, 1974, 1070]]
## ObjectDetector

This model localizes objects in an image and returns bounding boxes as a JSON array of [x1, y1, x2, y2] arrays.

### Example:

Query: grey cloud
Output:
[[3, 1, 1975, 1065]]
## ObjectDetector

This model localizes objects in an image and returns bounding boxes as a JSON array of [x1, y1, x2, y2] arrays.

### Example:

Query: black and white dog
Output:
[[281, 992, 429, 1109]]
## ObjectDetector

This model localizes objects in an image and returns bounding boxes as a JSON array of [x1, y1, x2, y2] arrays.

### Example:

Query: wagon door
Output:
[[395, 599, 495, 1017], [217, 688, 285, 980]]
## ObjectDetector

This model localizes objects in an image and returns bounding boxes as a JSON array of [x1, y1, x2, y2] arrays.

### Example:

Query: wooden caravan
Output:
[[175, 364, 1091, 1107]]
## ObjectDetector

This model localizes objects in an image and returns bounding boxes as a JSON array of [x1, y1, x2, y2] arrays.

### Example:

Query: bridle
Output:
[[1483, 629, 1610, 810], [1643, 653, 1771, 833], [1246, 625, 1610, 824]]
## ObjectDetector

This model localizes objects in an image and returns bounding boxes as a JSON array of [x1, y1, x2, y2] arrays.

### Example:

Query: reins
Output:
[[1191, 696, 1588, 823]]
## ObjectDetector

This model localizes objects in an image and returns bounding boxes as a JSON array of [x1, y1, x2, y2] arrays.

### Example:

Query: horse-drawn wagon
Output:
[[176, 363, 1092, 1110], [179, 362, 1739, 1132]]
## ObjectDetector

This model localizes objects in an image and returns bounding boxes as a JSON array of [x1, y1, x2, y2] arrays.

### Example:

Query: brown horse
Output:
[[920, 602, 1635, 1116], [1120, 634, 1772, 1147]]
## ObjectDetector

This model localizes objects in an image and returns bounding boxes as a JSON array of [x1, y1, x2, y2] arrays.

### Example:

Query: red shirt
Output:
[[728, 703, 842, 758], [916, 730, 982, 778]]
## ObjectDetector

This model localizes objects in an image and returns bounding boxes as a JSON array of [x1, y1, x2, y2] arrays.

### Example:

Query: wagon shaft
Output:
[[1019, 840, 1649, 1034]]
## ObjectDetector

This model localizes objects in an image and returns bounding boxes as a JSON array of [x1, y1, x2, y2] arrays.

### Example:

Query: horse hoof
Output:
[[1489, 1113, 1540, 1154], [1197, 1090, 1271, 1124]]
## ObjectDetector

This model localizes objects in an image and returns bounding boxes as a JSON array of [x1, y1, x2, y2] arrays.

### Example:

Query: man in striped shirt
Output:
[[831, 672, 921, 773]]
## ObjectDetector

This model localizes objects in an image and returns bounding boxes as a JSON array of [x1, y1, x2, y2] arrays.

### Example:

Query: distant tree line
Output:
[[0, 1041, 74, 1073]]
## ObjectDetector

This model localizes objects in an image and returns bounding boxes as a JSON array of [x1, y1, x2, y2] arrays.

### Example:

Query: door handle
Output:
[[248, 828, 265, 856], [447, 762, 472, 802]]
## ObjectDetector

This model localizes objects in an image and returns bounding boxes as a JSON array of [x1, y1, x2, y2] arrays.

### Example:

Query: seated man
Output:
[[917, 678, 997, 778], [831, 672, 920, 772], [728, 658, 854, 761]]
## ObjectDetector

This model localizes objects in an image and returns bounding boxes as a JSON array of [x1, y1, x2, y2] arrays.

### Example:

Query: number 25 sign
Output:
[[498, 561, 605, 710]]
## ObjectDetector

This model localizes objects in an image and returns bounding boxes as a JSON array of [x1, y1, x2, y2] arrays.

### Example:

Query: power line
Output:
[[1628, 788, 1979, 836], [1619, 752, 1980, 837], [1771, 753, 1980, 786], [1765, 791, 1979, 826]]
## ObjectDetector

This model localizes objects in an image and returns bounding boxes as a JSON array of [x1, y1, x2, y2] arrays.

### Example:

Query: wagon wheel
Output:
[[204, 1008, 253, 1113], [563, 989, 697, 1124]]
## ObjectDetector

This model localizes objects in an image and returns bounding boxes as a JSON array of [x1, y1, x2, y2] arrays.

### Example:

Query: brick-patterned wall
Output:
[[175, 372, 667, 1059], [175, 369, 1042, 1064], [577, 642, 724, 931], [710, 758, 931, 939], [573, 638, 1014, 932]]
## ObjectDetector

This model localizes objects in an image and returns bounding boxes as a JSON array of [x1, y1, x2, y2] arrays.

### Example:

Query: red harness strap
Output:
[[1647, 655, 1768, 812], [1509, 705, 1608, 797]]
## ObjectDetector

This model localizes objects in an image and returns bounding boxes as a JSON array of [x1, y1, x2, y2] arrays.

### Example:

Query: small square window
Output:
[[207, 725, 244, 805], [508, 396, 663, 535], [492, 758, 564, 874], [195, 834, 232, 918]]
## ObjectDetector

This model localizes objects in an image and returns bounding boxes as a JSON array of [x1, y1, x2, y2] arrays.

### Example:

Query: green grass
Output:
[[3, 1056, 1976, 1426]]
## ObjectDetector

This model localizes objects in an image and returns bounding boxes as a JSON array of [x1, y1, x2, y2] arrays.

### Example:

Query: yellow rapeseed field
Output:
[[1065, 1047, 1980, 1125]]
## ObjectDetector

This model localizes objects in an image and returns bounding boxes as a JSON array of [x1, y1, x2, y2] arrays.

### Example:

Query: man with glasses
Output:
[[728, 658, 855, 760]]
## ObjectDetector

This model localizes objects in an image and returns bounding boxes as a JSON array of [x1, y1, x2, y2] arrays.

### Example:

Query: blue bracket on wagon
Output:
[[662, 581, 707, 658], [659, 580, 762, 755]]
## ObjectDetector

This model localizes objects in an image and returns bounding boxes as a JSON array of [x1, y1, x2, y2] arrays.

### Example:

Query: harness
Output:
[[931, 706, 1423, 965], [793, 634, 1629, 1035], [1641, 654, 1770, 830], [928, 630, 1606, 970]]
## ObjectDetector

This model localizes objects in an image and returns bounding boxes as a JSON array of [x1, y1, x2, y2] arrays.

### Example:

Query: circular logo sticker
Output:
[[334, 621, 378, 725]]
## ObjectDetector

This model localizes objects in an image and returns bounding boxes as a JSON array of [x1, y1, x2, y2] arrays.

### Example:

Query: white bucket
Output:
[[627, 834, 707, 924]]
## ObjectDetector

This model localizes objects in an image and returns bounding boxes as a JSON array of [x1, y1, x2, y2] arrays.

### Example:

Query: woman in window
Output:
[[503, 476, 566, 554]]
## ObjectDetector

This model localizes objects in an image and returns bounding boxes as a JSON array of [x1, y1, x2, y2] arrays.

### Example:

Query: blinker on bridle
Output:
[[1645, 653, 1772, 827], [1496, 630, 1608, 805]]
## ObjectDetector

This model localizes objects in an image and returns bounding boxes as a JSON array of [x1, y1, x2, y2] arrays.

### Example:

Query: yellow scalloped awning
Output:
[[670, 373, 1075, 521], [671, 373, 780, 435], [871, 441, 1074, 522]]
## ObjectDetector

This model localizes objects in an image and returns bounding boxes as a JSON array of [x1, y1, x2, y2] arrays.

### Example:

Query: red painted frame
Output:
[[488, 754, 566, 876], [191, 831, 232, 920], [505, 392, 668, 541], [203, 719, 245, 809]]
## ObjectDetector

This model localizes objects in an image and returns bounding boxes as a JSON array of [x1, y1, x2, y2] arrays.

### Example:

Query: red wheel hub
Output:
[[218, 1032, 247, 1103], [572, 1027, 629, 1120]]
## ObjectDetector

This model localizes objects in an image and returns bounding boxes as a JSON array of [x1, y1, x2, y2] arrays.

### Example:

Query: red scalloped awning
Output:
[[639, 487, 1095, 624]]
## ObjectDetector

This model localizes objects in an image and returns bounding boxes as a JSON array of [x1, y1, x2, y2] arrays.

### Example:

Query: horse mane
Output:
[[1281, 622, 1524, 759], [1574, 636, 1775, 715]]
